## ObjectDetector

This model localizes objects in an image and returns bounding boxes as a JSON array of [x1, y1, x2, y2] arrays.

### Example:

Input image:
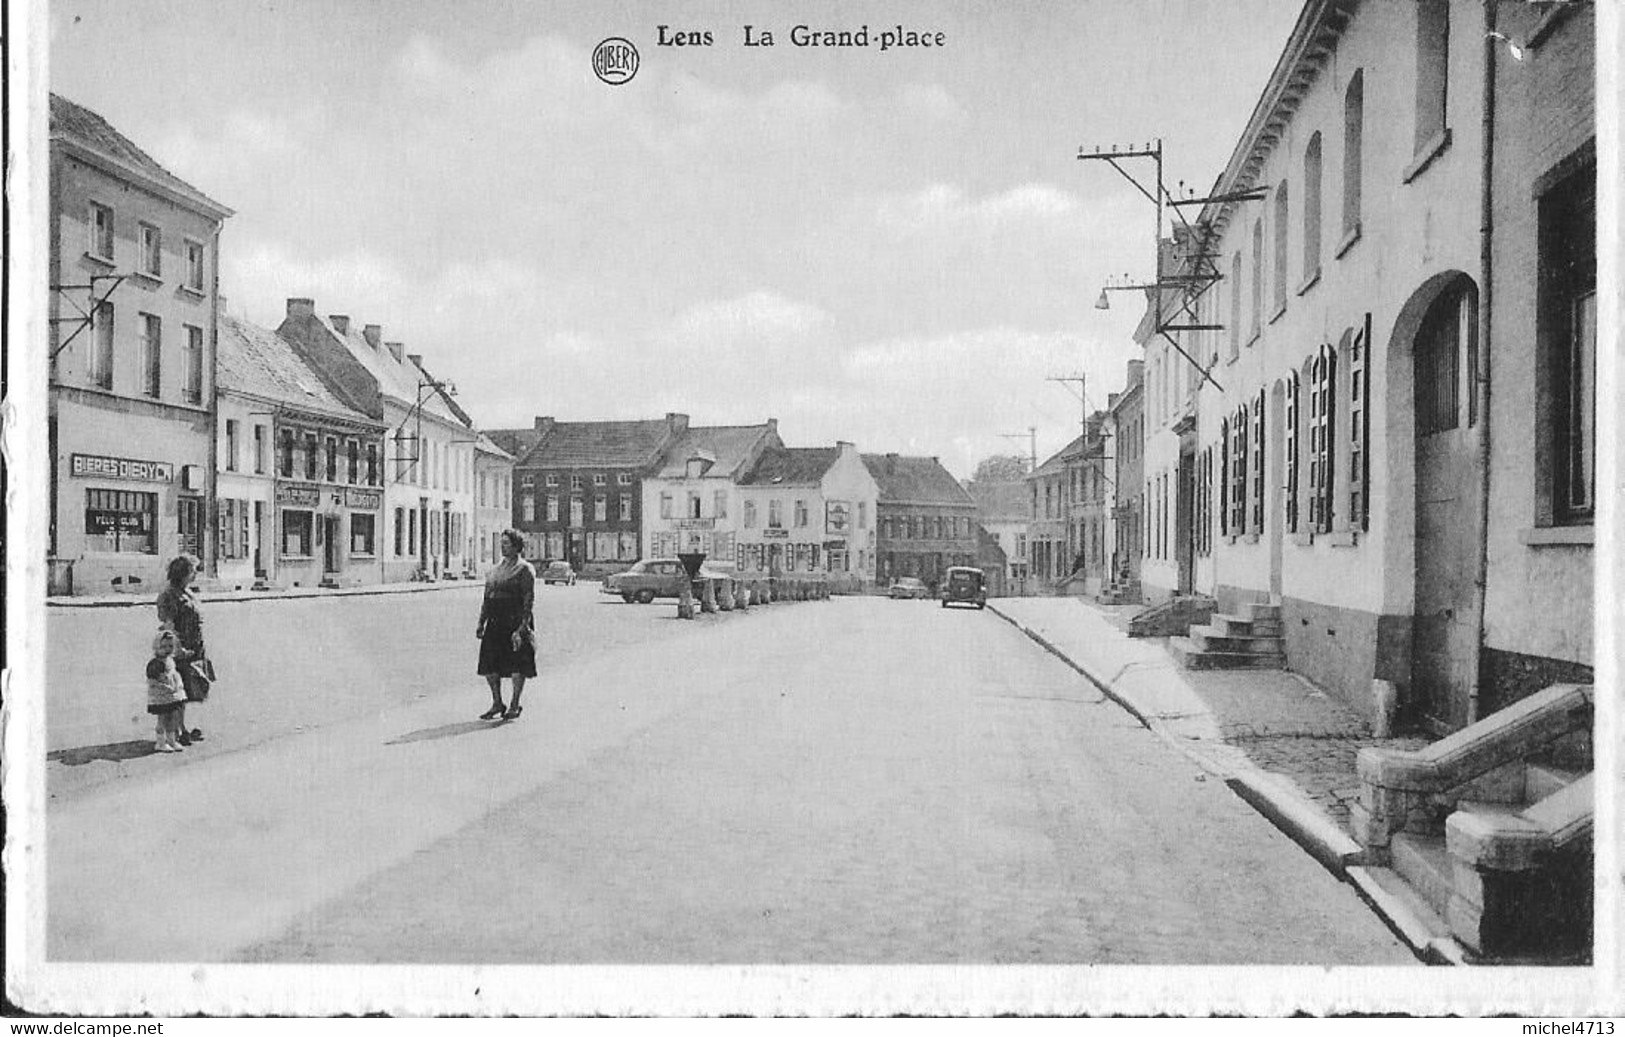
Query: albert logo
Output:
[[592, 37, 639, 85]]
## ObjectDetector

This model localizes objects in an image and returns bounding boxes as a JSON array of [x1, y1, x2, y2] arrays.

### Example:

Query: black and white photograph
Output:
[[5, 0, 1619, 1020]]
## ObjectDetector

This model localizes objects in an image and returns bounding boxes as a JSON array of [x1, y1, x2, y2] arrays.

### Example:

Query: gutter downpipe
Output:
[[1471, 0, 1498, 725]]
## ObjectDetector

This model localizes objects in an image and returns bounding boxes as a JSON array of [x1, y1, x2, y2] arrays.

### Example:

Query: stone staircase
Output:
[[1096, 578, 1140, 605], [1126, 594, 1214, 638], [1351, 683, 1594, 962], [1168, 600, 1286, 669]]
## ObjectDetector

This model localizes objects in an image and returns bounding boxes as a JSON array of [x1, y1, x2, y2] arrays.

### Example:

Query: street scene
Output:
[[14, 0, 1606, 1019]]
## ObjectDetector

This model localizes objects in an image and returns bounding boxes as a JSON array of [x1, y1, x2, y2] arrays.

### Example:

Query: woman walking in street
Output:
[[156, 554, 212, 744], [476, 529, 537, 721]]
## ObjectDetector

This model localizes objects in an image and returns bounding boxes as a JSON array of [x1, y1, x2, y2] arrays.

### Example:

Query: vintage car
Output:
[[940, 566, 987, 609], [887, 576, 931, 600], [540, 560, 577, 586], [601, 558, 726, 604]]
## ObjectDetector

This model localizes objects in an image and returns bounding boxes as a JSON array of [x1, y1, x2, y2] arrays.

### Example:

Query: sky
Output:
[[47, 0, 1302, 478]]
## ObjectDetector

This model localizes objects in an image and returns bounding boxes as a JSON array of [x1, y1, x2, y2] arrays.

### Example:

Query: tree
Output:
[[971, 454, 1029, 483]]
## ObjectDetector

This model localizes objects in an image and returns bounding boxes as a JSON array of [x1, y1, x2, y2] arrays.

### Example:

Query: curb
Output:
[[47, 579, 488, 609], [987, 600, 1451, 966]]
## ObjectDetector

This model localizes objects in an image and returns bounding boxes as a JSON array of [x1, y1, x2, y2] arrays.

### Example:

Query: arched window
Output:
[[1285, 370, 1300, 533], [1342, 71, 1364, 239], [1303, 132, 1322, 276], [1416, 288, 1468, 435], [1308, 346, 1337, 533], [1230, 251, 1244, 359], [1218, 420, 1230, 537], [1250, 389, 1266, 534], [1250, 219, 1264, 339], [1273, 182, 1290, 312]]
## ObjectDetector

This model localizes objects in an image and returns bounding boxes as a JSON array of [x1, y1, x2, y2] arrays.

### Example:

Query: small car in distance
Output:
[[602, 558, 689, 604], [888, 576, 930, 600], [940, 566, 987, 609], [540, 560, 577, 586]]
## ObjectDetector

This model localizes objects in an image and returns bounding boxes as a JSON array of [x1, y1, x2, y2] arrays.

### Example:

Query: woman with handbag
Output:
[[156, 554, 213, 744], [476, 529, 537, 721]]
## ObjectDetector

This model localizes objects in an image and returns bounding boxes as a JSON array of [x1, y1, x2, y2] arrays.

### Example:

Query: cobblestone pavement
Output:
[[225, 598, 1409, 966]]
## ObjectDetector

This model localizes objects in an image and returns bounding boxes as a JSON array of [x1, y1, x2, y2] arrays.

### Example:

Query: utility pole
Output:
[[1000, 428, 1037, 474], [1047, 374, 1088, 447]]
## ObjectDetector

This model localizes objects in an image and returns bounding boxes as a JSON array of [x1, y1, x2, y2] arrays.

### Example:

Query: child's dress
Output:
[[146, 656, 186, 715]]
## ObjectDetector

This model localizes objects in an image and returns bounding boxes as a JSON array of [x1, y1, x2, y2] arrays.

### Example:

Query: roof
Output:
[[655, 424, 779, 479], [965, 480, 1030, 520], [314, 316, 465, 426], [860, 454, 976, 506], [473, 433, 514, 461], [486, 428, 545, 460], [1030, 434, 1086, 478], [739, 447, 838, 487], [521, 419, 680, 469], [217, 315, 374, 424], [50, 94, 232, 218]]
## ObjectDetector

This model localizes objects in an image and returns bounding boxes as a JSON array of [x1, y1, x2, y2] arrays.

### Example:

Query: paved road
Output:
[[45, 591, 1412, 964]]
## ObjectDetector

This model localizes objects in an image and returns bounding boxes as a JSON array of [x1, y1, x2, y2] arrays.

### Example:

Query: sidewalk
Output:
[[46, 575, 483, 608], [988, 596, 1439, 953]]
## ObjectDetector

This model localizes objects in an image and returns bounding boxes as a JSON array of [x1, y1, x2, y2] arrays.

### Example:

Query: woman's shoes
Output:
[[176, 729, 192, 746], [479, 704, 507, 720], [502, 704, 523, 721], [155, 740, 180, 753], [188, 728, 205, 741]]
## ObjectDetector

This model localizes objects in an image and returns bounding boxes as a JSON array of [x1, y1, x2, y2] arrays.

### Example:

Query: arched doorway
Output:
[[1405, 274, 1481, 731]]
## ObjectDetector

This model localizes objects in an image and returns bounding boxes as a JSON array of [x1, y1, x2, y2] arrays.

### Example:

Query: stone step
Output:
[[1188, 625, 1285, 655], [1242, 601, 1282, 622], [1169, 636, 1287, 670], [1526, 763, 1584, 803], [1209, 613, 1282, 638], [1391, 831, 1454, 921]]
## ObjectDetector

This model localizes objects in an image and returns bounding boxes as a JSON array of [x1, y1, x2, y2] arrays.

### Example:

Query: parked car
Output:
[[940, 566, 987, 609], [888, 576, 930, 600], [540, 560, 577, 586], [601, 558, 722, 604]]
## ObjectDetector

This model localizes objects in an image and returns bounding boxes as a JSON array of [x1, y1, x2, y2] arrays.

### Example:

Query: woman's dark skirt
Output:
[[478, 605, 537, 677]]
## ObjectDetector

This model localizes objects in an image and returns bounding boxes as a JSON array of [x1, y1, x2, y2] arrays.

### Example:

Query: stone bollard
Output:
[[736, 582, 750, 609], [700, 576, 718, 614], [718, 578, 735, 611], [678, 578, 695, 619]]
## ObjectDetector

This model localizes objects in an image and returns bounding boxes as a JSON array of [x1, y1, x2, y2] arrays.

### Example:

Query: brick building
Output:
[[47, 95, 233, 595], [500, 414, 689, 575], [862, 453, 977, 592]]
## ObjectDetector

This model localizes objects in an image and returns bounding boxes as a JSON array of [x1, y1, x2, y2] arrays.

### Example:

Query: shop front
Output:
[[274, 482, 384, 588]]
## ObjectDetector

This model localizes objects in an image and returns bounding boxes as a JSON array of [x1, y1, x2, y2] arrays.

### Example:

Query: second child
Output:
[[147, 629, 187, 753]]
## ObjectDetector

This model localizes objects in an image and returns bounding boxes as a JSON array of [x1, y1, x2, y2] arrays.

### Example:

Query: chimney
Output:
[[385, 341, 405, 363], [286, 298, 314, 319], [766, 418, 778, 433], [1108, 392, 1120, 410], [1126, 358, 1144, 385], [666, 412, 689, 433], [329, 315, 350, 335], [886, 452, 898, 474], [533, 416, 556, 434], [363, 325, 382, 350]]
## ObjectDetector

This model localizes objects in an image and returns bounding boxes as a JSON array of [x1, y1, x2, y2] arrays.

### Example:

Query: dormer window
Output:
[[686, 456, 714, 478]]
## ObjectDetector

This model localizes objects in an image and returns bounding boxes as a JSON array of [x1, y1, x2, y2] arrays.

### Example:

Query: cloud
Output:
[[895, 83, 965, 124], [873, 182, 1082, 235], [671, 291, 830, 344]]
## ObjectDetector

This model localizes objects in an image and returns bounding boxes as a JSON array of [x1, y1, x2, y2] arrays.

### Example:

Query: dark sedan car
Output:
[[540, 561, 577, 586], [940, 566, 987, 609]]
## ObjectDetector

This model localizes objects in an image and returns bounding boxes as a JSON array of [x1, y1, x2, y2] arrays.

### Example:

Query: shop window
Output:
[[282, 510, 313, 557], [85, 489, 157, 553], [90, 302, 114, 389], [350, 513, 376, 556], [89, 202, 114, 260]]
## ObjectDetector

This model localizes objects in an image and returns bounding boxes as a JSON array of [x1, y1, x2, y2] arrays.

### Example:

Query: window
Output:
[[280, 429, 295, 477], [88, 202, 114, 260], [1250, 389, 1265, 534], [1273, 182, 1290, 312], [182, 325, 203, 403], [1303, 133, 1322, 277], [1308, 346, 1337, 532], [571, 475, 583, 491], [84, 489, 157, 553], [620, 494, 632, 521], [687, 492, 701, 519], [225, 419, 240, 471], [1348, 320, 1371, 531], [521, 474, 535, 488], [659, 493, 673, 519], [304, 433, 319, 480], [794, 500, 808, 528], [1343, 71, 1364, 239], [545, 474, 558, 487], [769, 499, 783, 528], [90, 302, 114, 388], [546, 495, 559, 522], [1229, 252, 1243, 360], [595, 496, 607, 522], [593, 473, 606, 486], [1249, 220, 1263, 339], [1416, 291, 1463, 435], [1414, 0, 1449, 153], [255, 424, 268, 474], [858, 501, 868, 529], [714, 490, 728, 520], [366, 443, 378, 485], [1285, 372, 1300, 533], [394, 508, 405, 556], [139, 314, 161, 397], [347, 440, 359, 484], [744, 500, 757, 528], [618, 472, 632, 486], [522, 494, 536, 523], [1230, 408, 1249, 534], [139, 223, 162, 277], [185, 240, 206, 292], [281, 510, 313, 556], [325, 437, 338, 482], [1540, 153, 1597, 525], [350, 513, 376, 555]]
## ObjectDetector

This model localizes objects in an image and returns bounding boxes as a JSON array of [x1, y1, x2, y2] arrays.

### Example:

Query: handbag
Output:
[[186, 657, 216, 701]]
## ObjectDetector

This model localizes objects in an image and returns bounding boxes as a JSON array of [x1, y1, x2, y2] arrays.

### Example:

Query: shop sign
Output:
[[825, 500, 851, 535], [276, 483, 321, 507], [760, 528, 789, 539], [70, 453, 173, 483], [823, 540, 846, 550], [345, 488, 383, 510], [675, 517, 715, 530], [86, 511, 148, 533]]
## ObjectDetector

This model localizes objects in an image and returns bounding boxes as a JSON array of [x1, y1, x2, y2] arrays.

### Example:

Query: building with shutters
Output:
[[642, 421, 782, 567], [735, 441, 879, 589], [862, 453, 978, 593]]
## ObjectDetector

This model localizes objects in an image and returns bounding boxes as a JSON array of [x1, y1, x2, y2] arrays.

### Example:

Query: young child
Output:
[[147, 629, 187, 752]]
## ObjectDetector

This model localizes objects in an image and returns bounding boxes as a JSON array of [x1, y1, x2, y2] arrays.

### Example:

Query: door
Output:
[[253, 501, 266, 574], [1175, 451, 1195, 595], [1413, 285, 1481, 731], [324, 515, 341, 573], [177, 496, 203, 559]]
